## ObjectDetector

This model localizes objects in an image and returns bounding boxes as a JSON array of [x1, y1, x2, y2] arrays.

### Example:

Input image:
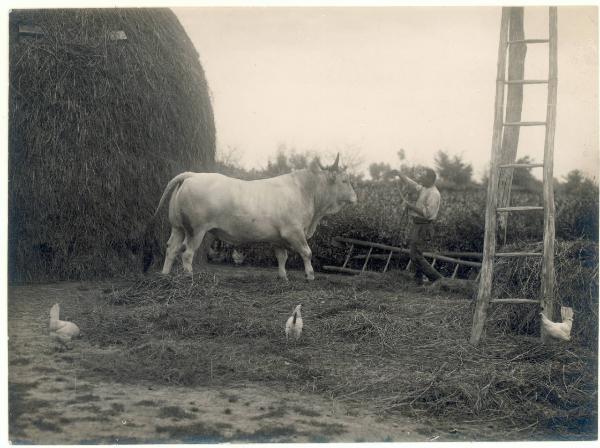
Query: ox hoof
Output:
[[305, 274, 315, 281]]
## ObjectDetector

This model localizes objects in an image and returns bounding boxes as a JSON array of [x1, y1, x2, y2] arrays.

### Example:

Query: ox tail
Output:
[[292, 312, 297, 325], [142, 172, 196, 272]]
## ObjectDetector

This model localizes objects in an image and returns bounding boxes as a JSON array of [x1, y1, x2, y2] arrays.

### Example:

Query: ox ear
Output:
[[331, 153, 340, 172]]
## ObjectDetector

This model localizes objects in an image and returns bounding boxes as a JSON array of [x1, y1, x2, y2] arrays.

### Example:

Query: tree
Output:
[[264, 147, 292, 176], [397, 148, 406, 162], [511, 156, 542, 190], [479, 156, 542, 191], [434, 150, 473, 186], [369, 162, 392, 181], [562, 169, 597, 195], [289, 152, 310, 170], [329, 144, 364, 176]]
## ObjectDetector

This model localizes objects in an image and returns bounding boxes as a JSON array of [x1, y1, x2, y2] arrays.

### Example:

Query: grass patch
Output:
[[75, 404, 102, 413], [252, 405, 287, 420], [66, 394, 101, 405], [102, 402, 125, 416], [31, 366, 57, 374], [31, 418, 61, 432], [11, 357, 31, 366], [45, 387, 63, 394], [9, 382, 41, 437], [79, 436, 141, 444], [155, 421, 231, 443], [157, 406, 196, 420], [135, 399, 160, 407], [236, 424, 299, 442], [80, 269, 598, 439], [65, 384, 94, 392], [72, 415, 110, 423], [292, 406, 322, 417], [304, 420, 346, 435]]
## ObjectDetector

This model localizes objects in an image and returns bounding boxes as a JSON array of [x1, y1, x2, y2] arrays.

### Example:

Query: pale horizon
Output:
[[174, 6, 598, 182]]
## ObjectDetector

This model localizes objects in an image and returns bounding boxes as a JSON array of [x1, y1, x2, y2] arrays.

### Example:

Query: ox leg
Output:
[[162, 227, 185, 274], [181, 228, 209, 275], [284, 231, 315, 281], [274, 247, 289, 281]]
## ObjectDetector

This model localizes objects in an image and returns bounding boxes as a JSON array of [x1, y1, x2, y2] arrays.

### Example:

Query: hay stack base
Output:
[[9, 8, 215, 282]]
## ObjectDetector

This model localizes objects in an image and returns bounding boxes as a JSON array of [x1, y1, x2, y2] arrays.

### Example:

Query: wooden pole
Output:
[[470, 8, 510, 345], [497, 7, 527, 242], [541, 7, 558, 342]]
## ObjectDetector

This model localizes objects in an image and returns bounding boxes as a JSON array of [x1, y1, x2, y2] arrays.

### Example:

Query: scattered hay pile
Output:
[[491, 239, 598, 348], [9, 9, 215, 281], [78, 270, 597, 439]]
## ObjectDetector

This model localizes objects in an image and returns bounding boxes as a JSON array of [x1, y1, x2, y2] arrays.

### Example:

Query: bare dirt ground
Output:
[[7, 270, 453, 444]]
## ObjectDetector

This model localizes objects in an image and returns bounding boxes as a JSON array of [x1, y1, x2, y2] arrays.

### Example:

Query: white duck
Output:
[[540, 306, 574, 342], [285, 304, 303, 341], [49, 303, 80, 346]]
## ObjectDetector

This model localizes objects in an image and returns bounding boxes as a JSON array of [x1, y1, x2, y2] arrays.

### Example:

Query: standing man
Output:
[[398, 168, 442, 285]]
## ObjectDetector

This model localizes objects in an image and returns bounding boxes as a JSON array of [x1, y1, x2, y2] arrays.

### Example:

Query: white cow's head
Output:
[[312, 154, 358, 214]]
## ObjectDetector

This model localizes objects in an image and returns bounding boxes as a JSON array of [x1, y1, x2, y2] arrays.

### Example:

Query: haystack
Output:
[[9, 9, 215, 281]]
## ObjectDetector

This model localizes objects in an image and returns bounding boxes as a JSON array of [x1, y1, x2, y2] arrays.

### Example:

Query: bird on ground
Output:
[[49, 303, 80, 347], [285, 304, 303, 341], [540, 306, 574, 342]]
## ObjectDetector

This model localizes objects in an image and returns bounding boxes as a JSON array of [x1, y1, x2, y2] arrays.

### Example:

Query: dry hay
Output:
[[77, 269, 597, 439], [491, 239, 598, 348], [9, 9, 215, 281]]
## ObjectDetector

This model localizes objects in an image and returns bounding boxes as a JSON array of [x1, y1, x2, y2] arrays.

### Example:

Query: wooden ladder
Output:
[[470, 7, 558, 345]]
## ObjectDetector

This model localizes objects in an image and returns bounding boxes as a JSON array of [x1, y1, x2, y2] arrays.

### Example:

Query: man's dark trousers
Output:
[[409, 220, 442, 285]]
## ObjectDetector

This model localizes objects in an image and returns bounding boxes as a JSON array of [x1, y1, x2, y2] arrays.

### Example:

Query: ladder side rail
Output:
[[361, 247, 374, 273], [335, 237, 406, 253], [382, 251, 394, 273], [498, 7, 527, 242], [540, 7, 558, 342], [341, 244, 354, 269], [451, 264, 460, 279], [470, 7, 511, 345]]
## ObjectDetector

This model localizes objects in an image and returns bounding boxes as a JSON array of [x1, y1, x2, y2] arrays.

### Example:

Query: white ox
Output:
[[143, 155, 357, 280]]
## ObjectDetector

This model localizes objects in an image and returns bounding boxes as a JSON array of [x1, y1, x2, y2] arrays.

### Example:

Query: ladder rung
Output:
[[504, 79, 549, 85], [499, 163, 544, 169], [503, 121, 546, 127], [495, 252, 543, 257], [507, 39, 550, 45], [496, 206, 544, 212], [491, 298, 540, 304]]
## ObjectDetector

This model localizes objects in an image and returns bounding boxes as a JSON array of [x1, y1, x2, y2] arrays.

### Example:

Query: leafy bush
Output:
[[209, 180, 597, 272]]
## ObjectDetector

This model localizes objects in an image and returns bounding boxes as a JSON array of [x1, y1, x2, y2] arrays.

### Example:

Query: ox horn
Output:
[[331, 153, 340, 171]]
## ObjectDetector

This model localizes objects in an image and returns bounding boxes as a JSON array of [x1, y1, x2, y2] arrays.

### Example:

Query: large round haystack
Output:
[[9, 8, 216, 281]]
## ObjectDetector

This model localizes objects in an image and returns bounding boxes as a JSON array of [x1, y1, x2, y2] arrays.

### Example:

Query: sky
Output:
[[173, 6, 598, 181]]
